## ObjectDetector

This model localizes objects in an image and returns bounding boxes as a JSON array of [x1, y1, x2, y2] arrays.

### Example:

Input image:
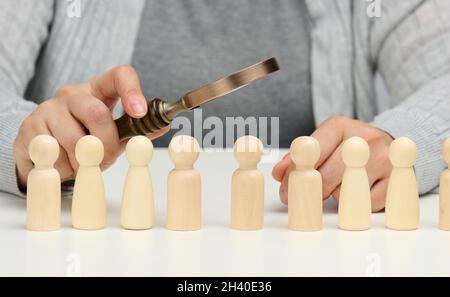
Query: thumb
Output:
[[279, 163, 295, 204], [272, 153, 292, 182], [87, 65, 148, 118]]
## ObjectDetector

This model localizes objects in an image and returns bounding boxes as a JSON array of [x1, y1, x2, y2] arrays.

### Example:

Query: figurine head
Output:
[[233, 135, 263, 169], [168, 135, 200, 169], [126, 136, 153, 166], [342, 137, 370, 167], [75, 135, 104, 166], [29, 135, 59, 169], [290, 136, 320, 168], [389, 137, 416, 168]]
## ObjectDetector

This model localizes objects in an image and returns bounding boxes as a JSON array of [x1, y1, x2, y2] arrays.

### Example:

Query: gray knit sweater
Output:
[[1, 0, 450, 197]]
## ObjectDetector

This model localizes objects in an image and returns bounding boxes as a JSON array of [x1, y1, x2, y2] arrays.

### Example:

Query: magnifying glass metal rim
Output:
[[116, 57, 280, 140], [181, 57, 280, 109]]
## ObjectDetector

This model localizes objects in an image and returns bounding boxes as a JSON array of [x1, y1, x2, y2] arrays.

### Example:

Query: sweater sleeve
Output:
[[0, 0, 54, 196], [372, 74, 450, 194], [371, 0, 450, 194], [0, 90, 36, 197]]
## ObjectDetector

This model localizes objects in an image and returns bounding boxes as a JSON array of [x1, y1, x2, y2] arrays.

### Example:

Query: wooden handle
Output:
[[115, 98, 171, 141]]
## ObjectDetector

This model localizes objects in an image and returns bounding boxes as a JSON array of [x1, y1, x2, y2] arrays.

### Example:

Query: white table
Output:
[[0, 148, 449, 277]]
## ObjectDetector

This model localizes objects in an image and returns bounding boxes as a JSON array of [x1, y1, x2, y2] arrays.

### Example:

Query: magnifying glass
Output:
[[115, 57, 280, 140]]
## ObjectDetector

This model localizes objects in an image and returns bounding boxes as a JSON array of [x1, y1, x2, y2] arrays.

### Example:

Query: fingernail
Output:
[[129, 99, 146, 116], [128, 95, 146, 116]]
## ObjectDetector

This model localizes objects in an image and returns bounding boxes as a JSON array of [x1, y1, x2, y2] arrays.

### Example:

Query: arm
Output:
[[371, 0, 450, 194], [1, 1, 166, 198], [0, 0, 54, 196], [272, 0, 450, 211]]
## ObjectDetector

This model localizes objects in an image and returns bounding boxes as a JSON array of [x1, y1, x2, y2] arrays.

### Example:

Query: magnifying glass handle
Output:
[[115, 98, 171, 140]]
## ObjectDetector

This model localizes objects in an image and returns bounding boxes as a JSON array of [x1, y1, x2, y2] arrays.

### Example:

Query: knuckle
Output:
[[37, 99, 56, 112], [38, 101, 62, 119], [13, 137, 25, 159], [381, 153, 392, 173], [19, 117, 34, 132], [66, 133, 84, 154], [15, 118, 37, 158], [362, 126, 382, 143], [325, 116, 350, 127], [114, 64, 136, 77], [104, 146, 120, 162], [87, 103, 111, 125], [17, 117, 37, 141], [33, 100, 59, 119], [364, 129, 392, 157], [55, 84, 77, 97]]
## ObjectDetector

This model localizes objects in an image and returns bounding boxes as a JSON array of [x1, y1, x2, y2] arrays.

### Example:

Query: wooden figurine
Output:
[[71, 135, 106, 230], [439, 138, 450, 231], [121, 136, 154, 230], [26, 135, 61, 231], [288, 136, 323, 231], [385, 137, 420, 230], [167, 135, 201, 231], [231, 135, 264, 230], [338, 137, 372, 231]]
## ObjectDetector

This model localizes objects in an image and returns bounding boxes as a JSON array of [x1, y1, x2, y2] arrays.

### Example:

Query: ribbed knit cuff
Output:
[[0, 110, 31, 197], [372, 108, 445, 194]]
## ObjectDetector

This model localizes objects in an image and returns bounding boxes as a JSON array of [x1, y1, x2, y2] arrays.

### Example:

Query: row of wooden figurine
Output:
[[25, 133, 450, 232], [27, 134, 202, 231], [231, 135, 450, 232]]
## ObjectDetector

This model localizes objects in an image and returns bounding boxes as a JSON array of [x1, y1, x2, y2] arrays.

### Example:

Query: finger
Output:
[[279, 163, 295, 204], [311, 117, 346, 167], [48, 105, 87, 173], [318, 144, 345, 199], [54, 146, 75, 181], [365, 157, 390, 187], [365, 140, 392, 187], [272, 153, 291, 182], [88, 65, 147, 118], [370, 178, 389, 212], [66, 94, 121, 167], [331, 185, 341, 201]]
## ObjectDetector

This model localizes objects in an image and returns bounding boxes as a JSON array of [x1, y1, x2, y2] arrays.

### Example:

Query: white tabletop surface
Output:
[[0, 148, 449, 277]]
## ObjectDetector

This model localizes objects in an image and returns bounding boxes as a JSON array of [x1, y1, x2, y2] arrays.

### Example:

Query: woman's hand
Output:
[[14, 65, 169, 187], [272, 116, 394, 212]]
